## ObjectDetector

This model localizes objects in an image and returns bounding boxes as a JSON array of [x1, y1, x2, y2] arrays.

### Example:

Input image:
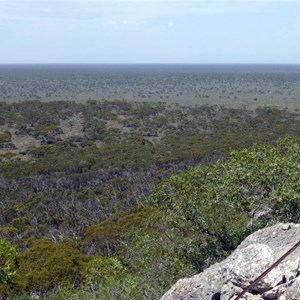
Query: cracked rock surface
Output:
[[160, 223, 300, 300]]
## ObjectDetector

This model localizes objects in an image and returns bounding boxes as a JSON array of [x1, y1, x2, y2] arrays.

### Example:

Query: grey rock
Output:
[[280, 276, 300, 300], [282, 224, 292, 231], [160, 223, 300, 300]]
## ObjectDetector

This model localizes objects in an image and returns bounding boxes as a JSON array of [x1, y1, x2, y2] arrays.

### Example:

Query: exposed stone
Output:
[[282, 224, 291, 231], [279, 276, 300, 300], [160, 223, 300, 300]]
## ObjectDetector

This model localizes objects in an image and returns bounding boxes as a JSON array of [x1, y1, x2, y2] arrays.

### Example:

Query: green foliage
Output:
[[119, 136, 300, 298], [7, 240, 93, 297], [81, 257, 139, 299], [119, 210, 197, 299], [83, 208, 155, 256], [0, 240, 17, 284], [0, 131, 11, 143], [150, 136, 300, 242]]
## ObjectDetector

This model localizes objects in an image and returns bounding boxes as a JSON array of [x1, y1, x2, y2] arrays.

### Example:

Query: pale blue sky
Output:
[[0, 0, 300, 63]]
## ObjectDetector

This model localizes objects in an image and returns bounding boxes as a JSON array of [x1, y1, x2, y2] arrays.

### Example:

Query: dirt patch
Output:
[[57, 113, 84, 139], [0, 125, 40, 161]]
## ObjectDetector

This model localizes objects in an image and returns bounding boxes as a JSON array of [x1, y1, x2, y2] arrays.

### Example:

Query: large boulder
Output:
[[160, 223, 300, 300]]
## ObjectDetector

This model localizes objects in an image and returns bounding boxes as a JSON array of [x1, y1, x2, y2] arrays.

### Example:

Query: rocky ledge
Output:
[[160, 223, 300, 300]]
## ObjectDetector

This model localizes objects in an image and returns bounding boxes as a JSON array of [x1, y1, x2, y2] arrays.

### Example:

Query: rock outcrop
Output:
[[160, 223, 300, 300]]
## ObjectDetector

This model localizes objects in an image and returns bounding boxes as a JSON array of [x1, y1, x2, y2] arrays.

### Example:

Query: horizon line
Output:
[[1, 62, 300, 65]]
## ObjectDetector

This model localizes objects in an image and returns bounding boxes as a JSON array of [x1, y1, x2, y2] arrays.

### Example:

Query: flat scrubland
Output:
[[1, 64, 300, 110], [0, 98, 300, 299]]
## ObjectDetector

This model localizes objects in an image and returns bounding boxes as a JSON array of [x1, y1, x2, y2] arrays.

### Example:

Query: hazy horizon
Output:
[[1, 63, 300, 66], [1, 63, 300, 109]]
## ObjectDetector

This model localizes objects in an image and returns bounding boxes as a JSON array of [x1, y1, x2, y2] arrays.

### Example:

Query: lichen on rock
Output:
[[160, 223, 300, 300]]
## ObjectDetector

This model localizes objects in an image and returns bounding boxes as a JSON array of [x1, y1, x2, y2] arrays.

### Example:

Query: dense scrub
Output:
[[0, 100, 300, 299], [97, 136, 298, 299]]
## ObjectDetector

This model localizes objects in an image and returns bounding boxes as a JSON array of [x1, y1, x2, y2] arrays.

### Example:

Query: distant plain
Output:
[[1, 64, 300, 110]]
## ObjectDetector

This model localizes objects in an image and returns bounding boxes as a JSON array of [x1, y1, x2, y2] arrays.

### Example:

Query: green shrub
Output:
[[8, 240, 93, 297], [0, 240, 18, 284]]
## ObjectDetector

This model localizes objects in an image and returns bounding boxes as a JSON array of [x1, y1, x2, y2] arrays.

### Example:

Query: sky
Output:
[[0, 0, 300, 64]]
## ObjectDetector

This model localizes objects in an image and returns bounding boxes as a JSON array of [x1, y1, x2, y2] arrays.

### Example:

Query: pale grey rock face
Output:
[[281, 276, 300, 300], [160, 223, 300, 300]]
